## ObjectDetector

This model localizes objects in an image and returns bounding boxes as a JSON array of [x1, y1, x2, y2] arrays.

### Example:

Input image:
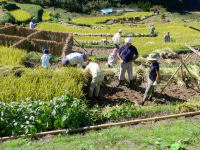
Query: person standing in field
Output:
[[112, 29, 123, 49], [41, 49, 51, 69], [62, 52, 89, 68], [140, 53, 160, 105], [84, 62, 104, 98], [164, 32, 170, 43], [149, 25, 155, 36], [29, 19, 37, 29], [117, 38, 139, 89]]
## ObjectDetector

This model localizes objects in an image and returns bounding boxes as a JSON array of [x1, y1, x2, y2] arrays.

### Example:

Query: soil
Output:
[[25, 47, 200, 106]]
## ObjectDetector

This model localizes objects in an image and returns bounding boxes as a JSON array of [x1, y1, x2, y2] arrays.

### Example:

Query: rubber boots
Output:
[[129, 80, 134, 89]]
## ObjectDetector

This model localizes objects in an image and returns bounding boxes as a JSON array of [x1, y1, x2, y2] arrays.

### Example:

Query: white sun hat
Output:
[[84, 52, 90, 58], [147, 53, 159, 61], [119, 29, 123, 33], [125, 38, 132, 44]]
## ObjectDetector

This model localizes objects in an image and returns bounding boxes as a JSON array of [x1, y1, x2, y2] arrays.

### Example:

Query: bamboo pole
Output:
[[73, 37, 88, 53], [182, 63, 200, 91], [1, 111, 200, 142], [160, 54, 191, 93]]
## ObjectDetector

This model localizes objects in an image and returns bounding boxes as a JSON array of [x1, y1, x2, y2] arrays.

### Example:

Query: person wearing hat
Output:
[[141, 53, 160, 105], [29, 19, 37, 29], [84, 61, 104, 98], [41, 49, 51, 69], [112, 29, 123, 49], [62, 52, 89, 68], [117, 38, 139, 89]]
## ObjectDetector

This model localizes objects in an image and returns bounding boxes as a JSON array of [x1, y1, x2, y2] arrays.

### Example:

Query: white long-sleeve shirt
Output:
[[66, 52, 85, 66], [84, 62, 104, 78], [29, 22, 36, 29], [112, 33, 121, 45], [41, 54, 51, 69]]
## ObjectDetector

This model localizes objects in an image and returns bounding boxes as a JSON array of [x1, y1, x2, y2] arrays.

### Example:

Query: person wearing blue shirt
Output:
[[141, 53, 160, 105], [117, 38, 139, 89]]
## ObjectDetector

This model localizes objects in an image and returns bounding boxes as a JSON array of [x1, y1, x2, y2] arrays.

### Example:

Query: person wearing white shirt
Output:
[[62, 52, 89, 68], [107, 48, 118, 68], [41, 49, 51, 69], [84, 62, 104, 98], [112, 29, 123, 49], [29, 19, 37, 29]]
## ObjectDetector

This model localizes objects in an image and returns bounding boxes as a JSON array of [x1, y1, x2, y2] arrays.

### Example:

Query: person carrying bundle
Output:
[[112, 29, 123, 49], [140, 53, 160, 105], [62, 52, 89, 68], [84, 62, 104, 98]]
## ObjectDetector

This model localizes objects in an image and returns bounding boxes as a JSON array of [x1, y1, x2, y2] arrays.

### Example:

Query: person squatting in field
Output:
[[117, 38, 139, 89], [62, 52, 89, 68], [84, 62, 104, 98], [112, 29, 123, 49], [140, 53, 160, 105], [41, 49, 51, 69]]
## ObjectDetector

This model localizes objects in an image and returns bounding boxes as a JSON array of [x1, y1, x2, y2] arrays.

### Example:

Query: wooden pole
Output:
[[180, 57, 184, 81], [73, 36, 88, 53], [160, 54, 191, 93], [182, 63, 200, 91], [1, 111, 200, 142]]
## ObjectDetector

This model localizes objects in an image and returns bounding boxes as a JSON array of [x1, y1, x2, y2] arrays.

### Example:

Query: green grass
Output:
[[42, 11, 51, 21], [15, 3, 43, 21], [0, 67, 85, 102], [72, 12, 153, 25], [0, 46, 26, 65], [1, 117, 200, 150], [9, 9, 31, 22]]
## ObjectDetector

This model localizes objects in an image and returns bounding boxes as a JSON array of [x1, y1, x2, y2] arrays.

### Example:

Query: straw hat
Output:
[[147, 53, 159, 61]]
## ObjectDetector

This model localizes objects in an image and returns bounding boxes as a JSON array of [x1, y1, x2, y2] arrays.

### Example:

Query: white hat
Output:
[[119, 29, 123, 33], [125, 38, 132, 44], [84, 52, 90, 58], [147, 53, 159, 61]]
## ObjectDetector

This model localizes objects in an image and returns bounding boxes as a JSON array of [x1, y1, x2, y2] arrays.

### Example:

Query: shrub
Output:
[[16, 3, 43, 22], [9, 9, 31, 23], [0, 91, 93, 137], [0, 67, 85, 102], [0, 46, 26, 65], [1, 2, 19, 11], [0, 11, 15, 24]]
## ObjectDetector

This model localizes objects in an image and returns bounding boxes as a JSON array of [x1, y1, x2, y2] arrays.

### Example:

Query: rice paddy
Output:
[[9, 9, 31, 22]]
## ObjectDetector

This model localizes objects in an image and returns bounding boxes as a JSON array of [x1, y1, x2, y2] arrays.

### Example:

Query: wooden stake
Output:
[[160, 54, 191, 93], [182, 63, 200, 91], [180, 57, 184, 81], [1, 111, 200, 142]]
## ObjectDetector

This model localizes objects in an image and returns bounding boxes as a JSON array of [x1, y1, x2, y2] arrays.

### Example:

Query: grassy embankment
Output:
[[1, 117, 200, 150]]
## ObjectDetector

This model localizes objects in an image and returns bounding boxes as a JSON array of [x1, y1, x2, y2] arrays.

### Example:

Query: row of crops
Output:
[[36, 21, 200, 55]]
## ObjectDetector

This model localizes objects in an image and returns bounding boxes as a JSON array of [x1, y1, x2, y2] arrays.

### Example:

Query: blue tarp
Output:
[[101, 9, 113, 14]]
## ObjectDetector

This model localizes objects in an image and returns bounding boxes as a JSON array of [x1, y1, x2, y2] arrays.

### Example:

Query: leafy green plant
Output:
[[0, 91, 93, 137]]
